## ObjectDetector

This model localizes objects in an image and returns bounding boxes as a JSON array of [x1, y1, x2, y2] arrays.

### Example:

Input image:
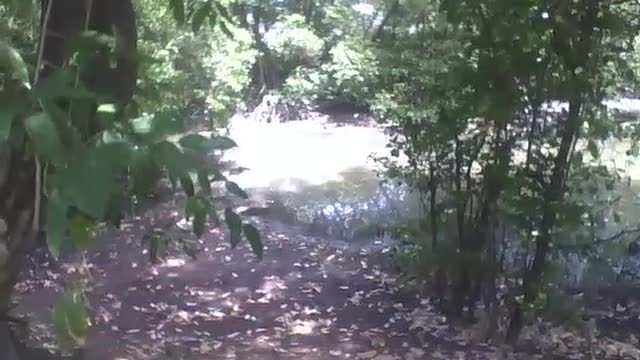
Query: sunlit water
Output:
[[223, 112, 415, 241], [221, 100, 640, 288]]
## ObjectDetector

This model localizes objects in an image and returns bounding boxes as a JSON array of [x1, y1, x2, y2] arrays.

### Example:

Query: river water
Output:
[[223, 111, 415, 241], [221, 100, 640, 288]]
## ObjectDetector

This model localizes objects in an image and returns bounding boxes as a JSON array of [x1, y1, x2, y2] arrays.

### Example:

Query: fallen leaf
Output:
[[358, 350, 378, 359]]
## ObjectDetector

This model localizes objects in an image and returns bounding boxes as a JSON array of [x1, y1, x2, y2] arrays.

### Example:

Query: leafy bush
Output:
[[281, 66, 329, 106], [325, 37, 379, 104], [265, 14, 324, 68], [137, 0, 256, 127]]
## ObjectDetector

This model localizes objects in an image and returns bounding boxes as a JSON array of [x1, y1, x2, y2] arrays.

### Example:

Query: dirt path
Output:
[[14, 203, 507, 360]]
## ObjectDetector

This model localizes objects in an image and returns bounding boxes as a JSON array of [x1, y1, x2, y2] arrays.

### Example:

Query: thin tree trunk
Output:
[[506, 0, 600, 342], [506, 95, 584, 343]]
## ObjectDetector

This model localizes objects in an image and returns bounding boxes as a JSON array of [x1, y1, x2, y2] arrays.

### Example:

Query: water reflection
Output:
[[223, 102, 640, 289], [236, 166, 418, 241]]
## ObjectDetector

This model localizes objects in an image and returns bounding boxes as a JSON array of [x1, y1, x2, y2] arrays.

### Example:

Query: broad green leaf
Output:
[[185, 197, 198, 221], [192, 1, 212, 33], [52, 289, 88, 349], [130, 146, 163, 195], [197, 169, 211, 194], [587, 140, 599, 159], [148, 233, 161, 264], [0, 107, 17, 141], [169, 0, 185, 25], [193, 212, 206, 237], [185, 195, 209, 236], [24, 112, 64, 163], [31, 68, 95, 100], [180, 133, 213, 152], [243, 223, 263, 259], [56, 149, 115, 219], [45, 190, 67, 258], [153, 140, 189, 178], [224, 207, 242, 248], [68, 214, 95, 250], [180, 175, 195, 197], [225, 181, 248, 199], [210, 135, 237, 150], [94, 142, 133, 169]]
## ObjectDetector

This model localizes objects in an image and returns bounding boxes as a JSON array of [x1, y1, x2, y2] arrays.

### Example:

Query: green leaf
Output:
[[169, 0, 185, 25], [224, 207, 242, 248], [587, 140, 599, 159], [45, 190, 67, 259], [32, 68, 95, 100], [193, 211, 206, 237], [68, 214, 95, 250], [243, 223, 263, 259], [153, 140, 189, 178], [192, 1, 212, 33], [218, 20, 234, 39], [24, 112, 64, 163], [225, 181, 248, 199], [210, 135, 237, 150], [56, 151, 114, 219], [0, 107, 17, 141], [180, 175, 195, 197], [148, 234, 160, 264], [197, 169, 211, 194], [214, 2, 232, 22], [184, 197, 197, 221], [613, 212, 621, 223], [52, 291, 88, 349], [94, 141, 133, 169], [180, 133, 213, 152]]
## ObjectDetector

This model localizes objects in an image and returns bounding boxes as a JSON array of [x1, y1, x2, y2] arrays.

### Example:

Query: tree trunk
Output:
[[506, 95, 584, 344], [0, 143, 38, 360], [506, 0, 600, 342], [1, 0, 138, 357]]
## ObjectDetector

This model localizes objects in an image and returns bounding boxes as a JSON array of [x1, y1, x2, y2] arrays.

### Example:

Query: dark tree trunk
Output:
[[506, 0, 600, 343], [1, 1, 138, 358], [506, 95, 584, 344]]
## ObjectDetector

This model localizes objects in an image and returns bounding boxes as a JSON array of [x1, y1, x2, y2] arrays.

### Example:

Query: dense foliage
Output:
[[229, 0, 640, 343], [0, 0, 262, 352], [3, 0, 640, 354]]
